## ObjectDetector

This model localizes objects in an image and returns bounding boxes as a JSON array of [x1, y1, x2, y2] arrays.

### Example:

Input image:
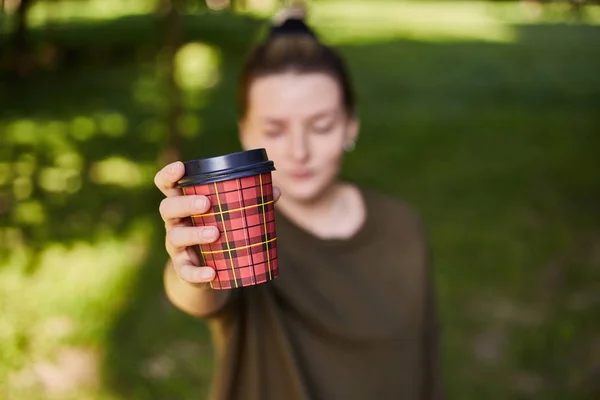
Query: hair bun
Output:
[[269, 2, 317, 40], [273, 2, 307, 25]]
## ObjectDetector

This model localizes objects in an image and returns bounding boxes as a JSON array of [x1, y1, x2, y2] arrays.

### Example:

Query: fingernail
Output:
[[194, 198, 208, 210], [192, 268, 214, 282], [201, 269, 215, 280], [202, 226, 217, 239], [168, 162, 179, 174]]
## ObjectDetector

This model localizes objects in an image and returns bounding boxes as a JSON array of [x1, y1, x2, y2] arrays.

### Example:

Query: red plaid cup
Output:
[[177, 149, 278, 290]]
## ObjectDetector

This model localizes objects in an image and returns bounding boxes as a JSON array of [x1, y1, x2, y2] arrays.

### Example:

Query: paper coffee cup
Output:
[[177, 149, 278, 290]]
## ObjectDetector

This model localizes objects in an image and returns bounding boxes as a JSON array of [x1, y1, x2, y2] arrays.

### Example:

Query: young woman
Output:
[[155, 11, 443, 400]]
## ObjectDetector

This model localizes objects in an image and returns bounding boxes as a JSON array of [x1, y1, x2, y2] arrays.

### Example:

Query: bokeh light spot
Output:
[[0, 163, 11, 186], [13, 177, 33, 200], [89, 157, 144, 187], [7, 119, 37, 144], [45, 120, 69, 137], [55, 152, 83, 171], [98, 113, 128, 137], [39, 167, 67, 193], [13, 200, 46, 225], [70, 116, 97, 141], [15, 154, 37, 177], [0, 227, 24, 250], [174, 42, 220, 91]]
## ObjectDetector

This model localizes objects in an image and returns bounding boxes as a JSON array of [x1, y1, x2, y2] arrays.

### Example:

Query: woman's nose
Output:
[[289, 129, 309, 163]]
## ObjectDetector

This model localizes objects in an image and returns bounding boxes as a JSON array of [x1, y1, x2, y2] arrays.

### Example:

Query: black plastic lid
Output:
[[176, 148, 275, 187]]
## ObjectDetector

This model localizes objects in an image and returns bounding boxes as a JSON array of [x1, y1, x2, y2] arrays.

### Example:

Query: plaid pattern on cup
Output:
[[182, 172, 278, 290]]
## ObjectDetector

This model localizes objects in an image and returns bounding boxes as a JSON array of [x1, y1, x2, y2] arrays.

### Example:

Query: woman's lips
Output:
[[289, 170, 313, 179]]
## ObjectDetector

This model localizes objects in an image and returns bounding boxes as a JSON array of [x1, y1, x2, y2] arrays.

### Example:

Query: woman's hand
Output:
[[155, 161, 219, 284], [155, 161, 281, 285]]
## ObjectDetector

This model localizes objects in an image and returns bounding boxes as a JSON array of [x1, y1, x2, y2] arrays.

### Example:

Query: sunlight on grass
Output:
[[207, 0, 231, 12], [17, 0, 600, 40], [242, 1, 600, 44], [0, 222, 153, 399], [310, 1, 518, 44], [15, 0, 600, 45], [27, 0, 159, 26]]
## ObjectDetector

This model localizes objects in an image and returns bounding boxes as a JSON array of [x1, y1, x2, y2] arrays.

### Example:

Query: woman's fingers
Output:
[[160, 195, 211, 222], [155, 161, 220, 285], [273, 186, 281, 203], [154, 161, 185, 197], [166, 226, 220, 252], [175, 263, 216, 283], [168, 237, 215, 283]]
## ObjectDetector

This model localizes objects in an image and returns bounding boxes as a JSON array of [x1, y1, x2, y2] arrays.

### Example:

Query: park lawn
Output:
[[1, 2, 599, 399]]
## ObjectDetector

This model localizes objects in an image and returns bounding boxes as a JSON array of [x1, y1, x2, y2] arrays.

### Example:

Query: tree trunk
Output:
[[11, 0, 35, 76], [159, 0, 183, 166], [569, 0, 586, 22]]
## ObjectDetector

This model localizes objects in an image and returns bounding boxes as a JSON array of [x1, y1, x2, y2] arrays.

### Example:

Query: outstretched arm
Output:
[[164, 260, 236, 318]]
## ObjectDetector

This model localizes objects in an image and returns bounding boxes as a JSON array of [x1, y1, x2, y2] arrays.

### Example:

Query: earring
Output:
[[343, 140, 356, 152]]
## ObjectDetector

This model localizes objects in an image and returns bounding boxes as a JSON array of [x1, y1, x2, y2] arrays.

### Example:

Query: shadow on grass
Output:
[[1, 14, 599, 400]]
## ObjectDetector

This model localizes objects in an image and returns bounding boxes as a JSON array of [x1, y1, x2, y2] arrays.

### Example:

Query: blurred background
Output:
[[1, 0, 599, 399]]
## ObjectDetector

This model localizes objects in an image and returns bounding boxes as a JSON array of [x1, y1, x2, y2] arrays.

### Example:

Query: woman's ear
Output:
[[345, 116, 360, 149]]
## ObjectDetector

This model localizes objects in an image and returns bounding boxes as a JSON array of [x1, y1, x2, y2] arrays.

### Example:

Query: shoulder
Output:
[[358, 186, 432, 288], [361, 186, 424, 232], [358, 186, 428, 255]]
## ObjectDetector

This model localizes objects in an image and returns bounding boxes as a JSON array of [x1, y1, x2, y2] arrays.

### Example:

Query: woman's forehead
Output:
[[248, 72, 343, 119]]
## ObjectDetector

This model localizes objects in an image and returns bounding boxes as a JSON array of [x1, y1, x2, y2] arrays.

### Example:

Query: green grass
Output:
[[1, 1, 599, 399]]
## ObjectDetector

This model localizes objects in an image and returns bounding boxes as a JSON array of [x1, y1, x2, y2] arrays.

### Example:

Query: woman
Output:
[[155, 11, 443, 400]]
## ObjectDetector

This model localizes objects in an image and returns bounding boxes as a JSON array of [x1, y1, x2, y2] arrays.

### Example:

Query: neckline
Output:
[[274, 187, 376, 252]]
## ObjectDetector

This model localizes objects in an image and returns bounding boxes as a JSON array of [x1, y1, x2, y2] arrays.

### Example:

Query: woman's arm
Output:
[[163, 261, 237, 318]]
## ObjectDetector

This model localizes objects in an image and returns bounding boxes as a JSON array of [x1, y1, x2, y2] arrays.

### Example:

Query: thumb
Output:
[[273, 186, 281, 203]]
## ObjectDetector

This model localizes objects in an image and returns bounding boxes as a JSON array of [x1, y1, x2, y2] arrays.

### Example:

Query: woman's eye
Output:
[[312, 123, 334, 134], [264, 130, 284, 138]]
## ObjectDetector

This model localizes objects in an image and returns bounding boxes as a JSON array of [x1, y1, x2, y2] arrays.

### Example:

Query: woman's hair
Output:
[[238, 8, 355, 118]]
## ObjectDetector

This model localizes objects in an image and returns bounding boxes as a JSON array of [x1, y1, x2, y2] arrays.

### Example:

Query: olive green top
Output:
[[204, 188, 443, 400]]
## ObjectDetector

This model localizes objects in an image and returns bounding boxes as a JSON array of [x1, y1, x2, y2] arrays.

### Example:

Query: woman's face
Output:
[[239, 72, 358, 203]]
